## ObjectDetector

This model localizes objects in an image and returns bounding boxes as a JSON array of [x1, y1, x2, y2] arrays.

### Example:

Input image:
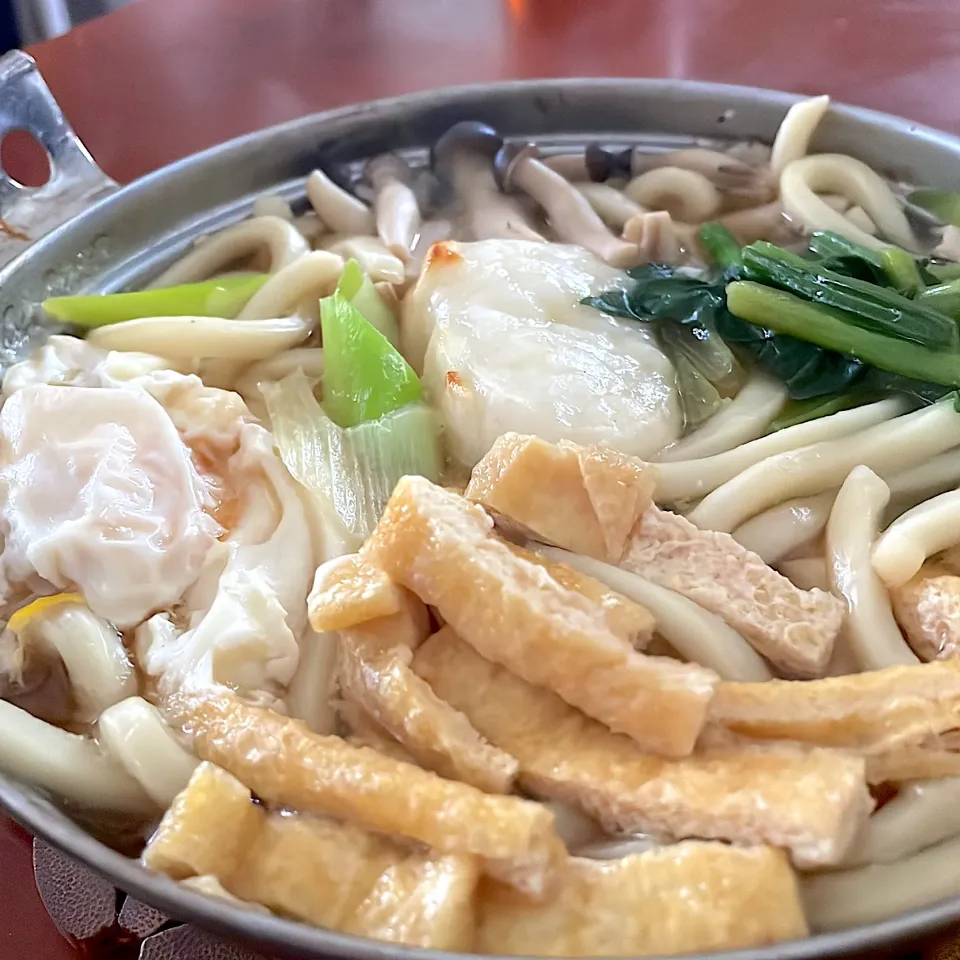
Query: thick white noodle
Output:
[[22, 603, 136, 720], [780, 154, 920, 251], [624, 168, 721, 222], [769, 95, 830, 177], [654, 398, 908, 503], [844, 205, 878, 235], [537, 546, 771, 681], [97, 697, 198, 807], [826, 467, 918, 670], [843, 778, 960, 868], [801, 834, 960, 931], [233, 348, 325, 408], [236, 250, 344, 320], [732, 491, 835, 565], [306, 169, 375, 235], [687, 401, 960, 533], [251, 195, 294, 221], [778, 557, 831, 592], [320, 235, 406, 285], [285, 627, 337, 735], [0, 700, 153, 814], [655, 373, 788, 462], [574, 183, 645, 229], [886, 448, 960, 515], [89, 316, 311, 361], [148, 217, 309, 288], [873, 488, 960, 588]]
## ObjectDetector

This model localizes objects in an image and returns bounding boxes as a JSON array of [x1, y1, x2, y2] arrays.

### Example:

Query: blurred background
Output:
[[5, 0, 130, 48]]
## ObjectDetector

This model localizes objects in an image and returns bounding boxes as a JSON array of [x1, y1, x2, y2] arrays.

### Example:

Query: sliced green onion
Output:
[[320, 290, 421, 428], [263, 370, 442, 544], [336, 258, 399, 346], [42, 274, 269, 328]]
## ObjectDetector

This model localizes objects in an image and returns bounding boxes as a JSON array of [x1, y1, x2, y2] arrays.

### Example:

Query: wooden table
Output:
[[6, 0, 960, 955]]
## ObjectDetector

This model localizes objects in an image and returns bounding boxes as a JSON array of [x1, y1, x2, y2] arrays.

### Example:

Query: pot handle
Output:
[[0, 50, 118, 269]]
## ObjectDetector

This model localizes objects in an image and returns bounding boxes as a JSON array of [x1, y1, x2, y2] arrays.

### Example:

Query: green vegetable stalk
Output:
[[42, 274, 269, 328], [320, 290, 422, 429], [696, 222, 742, 271], [336, 258, 400, 346], [726, 281, 960, 388]]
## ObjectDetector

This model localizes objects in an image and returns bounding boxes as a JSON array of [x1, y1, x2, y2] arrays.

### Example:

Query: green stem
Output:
[[726, 281, 960, 388], [696, 222, 742, 270]]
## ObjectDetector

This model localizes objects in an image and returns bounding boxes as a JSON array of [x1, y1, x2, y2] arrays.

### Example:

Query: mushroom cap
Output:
[[585, 143, 622, 182], [364, 153, 414, 189], [431, 121, 504, 171], [493, 141, 541, 192]]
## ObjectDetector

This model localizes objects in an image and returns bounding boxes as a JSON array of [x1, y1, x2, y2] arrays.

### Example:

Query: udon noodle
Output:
[[4, 95, 960, 956]]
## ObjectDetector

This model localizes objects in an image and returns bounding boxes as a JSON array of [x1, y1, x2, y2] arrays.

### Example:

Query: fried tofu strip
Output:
[[865, 746, 960, 784], [308, 553, 408, 632], [229, 809, 400, 928], [415, 629, 871, 867], [145, 760, 480, 946], [476, 843, 808, 957], [143, 762, 262, 880], [467, 434, 844, 677], [167, 690, 563, 896], [367, 477, 717, 757], [890, 564, 960, 662], [345, 854, 479, 951], [466, 433, 656, 563], [509, 544, 653, 648], [710, 661, 960, 753], [338, 616, 519, 793], [622, 507, 843, 676]]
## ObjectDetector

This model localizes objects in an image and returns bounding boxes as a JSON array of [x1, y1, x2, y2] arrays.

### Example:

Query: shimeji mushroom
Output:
[[306, 168, 375, 236], [364, 153, 422, 262], [432, 121, 545, 242], [494, 141, 639, 266]]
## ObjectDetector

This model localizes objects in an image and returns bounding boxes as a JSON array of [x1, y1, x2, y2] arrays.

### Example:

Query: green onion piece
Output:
[[918, 279, 960, 318], [909, 189, 960, 228], [726, 281, 960, 388], [42, 274, 269, 328], [696, 222, 742, 270], [878, 247, 923, 296], [262, 370, 442, 544], [336, 258, 399, 346], [320, 290, 422, 428], [770, 390, 875, 431]]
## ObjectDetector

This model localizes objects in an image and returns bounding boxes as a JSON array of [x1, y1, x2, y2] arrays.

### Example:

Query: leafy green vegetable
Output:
[[740, 241, 958, 350], [336, 258, 399, 346], [262, 370, 442, 546], [925, 260, 960, 283], [909, 189, 960, 227], [878, 247, 923, 296], [696, 222, 742, 271], [320, 290, 422, 428], [726, 281, 960, 388], [42, 274, 269, 328], [584, 261, 864, 400], [917, 279, 960, 317]]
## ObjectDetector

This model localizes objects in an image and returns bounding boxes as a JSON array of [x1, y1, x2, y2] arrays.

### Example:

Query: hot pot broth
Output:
[[2, 93, 960, 955]]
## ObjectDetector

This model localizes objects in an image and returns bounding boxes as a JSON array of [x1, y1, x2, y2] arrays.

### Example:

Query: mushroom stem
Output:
[[366, 155, 422, 263], [501, 145, 639, 267], [451, 154, 545, 243], [306, 169, 375, 236]]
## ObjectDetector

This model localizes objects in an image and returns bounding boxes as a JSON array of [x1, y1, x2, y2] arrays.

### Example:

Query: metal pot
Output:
[[0, 47, 958, 960]]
